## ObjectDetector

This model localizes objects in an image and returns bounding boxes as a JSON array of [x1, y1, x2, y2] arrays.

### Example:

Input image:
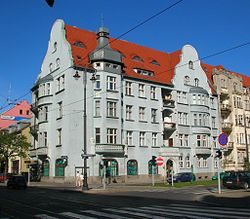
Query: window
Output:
[[107, 76, 116, 90], [57, 128, 62, 145], [179, 134, 183, 146], [95, 75, 101, 89], [126, 105, 132, 120], [107, 101, 117, 117], [152, 133, 157, 147], [177, 91, 181, 102], [19, 109, 23, 115], [44, 106, 48, 121], [212, 117, 216, 128], [95, 128, 101, 144], [58, 102, 63, 119], [178, 112, 188, 125], [139, 107, 145, 121], [192, 94, 196, 104], [186, 156, 190, 168], [107, 128, 117, 144], [189, 61, 194, 69], [151, 109, 157, 123], [202, 135, 207, 147], [184, 76, 190, 84], [194, 78, 199, 87], [56, 58, 60, 68], [49, 63, 53, 72], [53, 42, 57, 52], [184, 135, 188, 147], [197, 135, 201, 147], [126, 131, 133, 146], [150, 60, 160, 66], [95, 100, 101, 117], [139, 132, 145, 146], [73, 41, 86, 48], [221, 79, 226, 88], [138, 84, 145, 97], [125, 81, 132, 95], [26, 110, 29, 115], [194, 114, 197, 126], [210, 98, 214, 108], [46, 83, 51, 95], [179, 156, 184, 168], [150, 86, 156, 99], [56, 75, 65, 92], [182, 92, 187, 103], [44, 132, 47, 147]]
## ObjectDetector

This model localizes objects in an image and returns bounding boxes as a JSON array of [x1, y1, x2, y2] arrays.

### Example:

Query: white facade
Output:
[[30, 19, 221, 183]]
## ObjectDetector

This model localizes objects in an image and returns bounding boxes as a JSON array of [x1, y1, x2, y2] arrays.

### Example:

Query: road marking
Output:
[[151, 205, 250, 218], [35, 214, 59, 219], [81, 210, 128, 219], [121, 207, 166, 219], [59, 212, 96, 219]]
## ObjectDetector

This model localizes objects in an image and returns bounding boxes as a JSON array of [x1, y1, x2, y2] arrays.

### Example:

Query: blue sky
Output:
[[1, 0, 250, 111]]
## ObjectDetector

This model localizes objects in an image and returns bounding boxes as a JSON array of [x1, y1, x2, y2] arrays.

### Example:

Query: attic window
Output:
[[150, 60, 160, 66], [189, 61, 194, 69], [73, 41, 86, 49], [134, 68, 154, 77], [132, 55, 143, 62]]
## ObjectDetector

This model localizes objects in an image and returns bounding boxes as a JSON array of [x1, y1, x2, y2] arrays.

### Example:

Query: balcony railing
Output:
[[31, 101, 38, 114], [95, 144, 125, 157], [220, 104, 232, 112], [30, 124, 38, 136], [221, 122, 233, 131]]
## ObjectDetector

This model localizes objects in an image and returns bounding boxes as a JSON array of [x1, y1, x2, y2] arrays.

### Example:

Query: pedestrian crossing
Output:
[[35, 204, 250, 219]]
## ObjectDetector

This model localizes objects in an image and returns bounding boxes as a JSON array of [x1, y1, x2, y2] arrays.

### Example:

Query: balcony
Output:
[[30, 124, 38, 136], [95, 144, 125, 157], [163, 95, 175, 108], [31, 101, 38, 114], [163, 122, 176, 132], [159, 146, 180, 157], [220, 88, 229, 100], [220, 104, 232, 113], [221, 122, 233, 132], [29, 147, 48, 157]]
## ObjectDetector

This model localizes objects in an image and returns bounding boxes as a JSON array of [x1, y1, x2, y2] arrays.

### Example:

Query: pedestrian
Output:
[[80, 173, 84, 186], [75, 171, 81, 187]]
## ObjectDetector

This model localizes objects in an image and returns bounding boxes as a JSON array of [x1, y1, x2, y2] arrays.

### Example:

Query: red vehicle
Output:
[[0, 173, 12, 182]]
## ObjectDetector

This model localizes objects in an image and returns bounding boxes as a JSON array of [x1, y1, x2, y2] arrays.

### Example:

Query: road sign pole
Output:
[[218, 158, 221, 194]]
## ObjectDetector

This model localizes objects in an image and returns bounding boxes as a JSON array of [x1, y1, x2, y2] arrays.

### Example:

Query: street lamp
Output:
[[73, 67, 96, 190]]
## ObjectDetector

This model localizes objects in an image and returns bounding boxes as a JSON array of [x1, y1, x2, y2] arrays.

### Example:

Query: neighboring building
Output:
[[30, 19, 249, 183], [5, 120, 31, 174], [202, 64, 250, 171], [0, 100, 31, 130]]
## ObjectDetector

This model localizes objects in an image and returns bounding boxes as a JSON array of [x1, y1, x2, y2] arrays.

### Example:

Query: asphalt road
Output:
[[0, 185, 249, 219]]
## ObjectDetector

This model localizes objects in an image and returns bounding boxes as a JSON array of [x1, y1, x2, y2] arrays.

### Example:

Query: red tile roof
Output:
[[65, 24, 250, 88], [65, 25, 180, 85]]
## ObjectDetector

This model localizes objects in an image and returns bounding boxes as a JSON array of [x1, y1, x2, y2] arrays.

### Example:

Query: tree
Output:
[[0, 131, 30, 176]]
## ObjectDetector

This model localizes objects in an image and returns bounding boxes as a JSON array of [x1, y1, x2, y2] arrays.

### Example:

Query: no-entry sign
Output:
[[156, 157, 164, 166]]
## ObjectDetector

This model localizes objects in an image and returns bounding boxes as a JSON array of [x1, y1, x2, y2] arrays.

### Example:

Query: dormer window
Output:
[[194, 78, 199, 87], [133, 68, 154, 77], [132, 55, 143, 62], [73, 41, 86, 48], [150, 60, 160, 66], [189, 61, 194, 69]]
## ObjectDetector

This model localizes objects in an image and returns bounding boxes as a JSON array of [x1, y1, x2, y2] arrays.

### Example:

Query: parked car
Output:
[[167, 172, 195, 183], [222, 171, 250, 190], [211, 172, 226, 180], [7, 175, 27, 189]]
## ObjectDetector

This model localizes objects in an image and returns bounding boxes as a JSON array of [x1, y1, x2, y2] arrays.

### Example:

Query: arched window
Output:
[[43, 160, 50, 176], [127, 160, 138, 175], [233, 82, 237, 92], [194, 78, 199, 87], [55, 159, 65, 176], [179, 155, 183, 168], [189, 61, 194, 69], [184, 76, 190, 85], [49, 63, 53, 72], [148, 160, 158, 175]]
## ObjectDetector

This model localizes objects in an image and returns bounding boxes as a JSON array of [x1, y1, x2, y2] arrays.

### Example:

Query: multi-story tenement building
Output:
[[202, 64, 250, 171], [30, 19, 247, 184]]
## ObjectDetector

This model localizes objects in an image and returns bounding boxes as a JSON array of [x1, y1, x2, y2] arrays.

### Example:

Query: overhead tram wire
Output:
[[58, 40, 250, 118]]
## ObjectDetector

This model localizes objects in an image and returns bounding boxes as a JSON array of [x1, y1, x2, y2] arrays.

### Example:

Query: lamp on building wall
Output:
[[73, 67, 96, 190]]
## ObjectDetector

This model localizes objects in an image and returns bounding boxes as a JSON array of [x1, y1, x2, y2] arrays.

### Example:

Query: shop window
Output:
[[55, 159, 65, 177], [43, 160, 50, 176]]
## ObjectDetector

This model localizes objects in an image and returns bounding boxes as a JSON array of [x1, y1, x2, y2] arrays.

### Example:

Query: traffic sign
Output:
[[156, 157, 164, 166], [218, 133, 228, 146]]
